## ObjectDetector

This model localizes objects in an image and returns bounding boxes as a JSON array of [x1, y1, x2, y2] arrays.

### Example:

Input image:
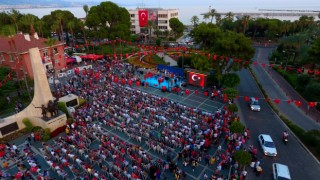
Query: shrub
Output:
[[67, 118, 73, 124], [228, 104, 238, 114], [304, 82, 320, 101], [43, 128, 51, 142], [78, 98, 86, 107], [296, 74, 311, 91], [22, 118, 34, 133], [58, 102, 67, 114], [230, 121, 245, 134]]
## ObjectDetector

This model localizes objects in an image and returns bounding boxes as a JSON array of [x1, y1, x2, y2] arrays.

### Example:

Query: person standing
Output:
[[241, 169, 247, 179]]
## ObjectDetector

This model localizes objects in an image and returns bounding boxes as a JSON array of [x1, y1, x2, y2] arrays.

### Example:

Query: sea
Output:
[[3, 6, 319, 25]]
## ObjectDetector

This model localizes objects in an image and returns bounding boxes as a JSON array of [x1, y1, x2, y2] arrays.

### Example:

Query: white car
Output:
[[258, 134, 277, 156], [249, 97, 261, 111], [273, 163, 291, 180]]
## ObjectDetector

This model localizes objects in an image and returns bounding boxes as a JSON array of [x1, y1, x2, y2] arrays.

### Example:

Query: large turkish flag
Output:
[[139, 10, 148, 27], [188, 72, 207, 87]]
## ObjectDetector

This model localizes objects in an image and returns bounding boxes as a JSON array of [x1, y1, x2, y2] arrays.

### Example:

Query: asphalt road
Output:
[[236, 51, 320, 179], [252, 47, 320, 131]]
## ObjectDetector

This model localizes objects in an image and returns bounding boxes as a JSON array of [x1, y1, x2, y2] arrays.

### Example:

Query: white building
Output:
[[128, 8, 179, 37]]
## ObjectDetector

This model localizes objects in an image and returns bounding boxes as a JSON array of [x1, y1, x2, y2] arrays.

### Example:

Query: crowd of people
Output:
[[0, 59, 262, 179]]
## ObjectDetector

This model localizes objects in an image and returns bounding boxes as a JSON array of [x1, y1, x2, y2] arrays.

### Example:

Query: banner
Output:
[[148, 9, 158, 25], [188, 71, 207, 87], [138, 10, 148, 27]]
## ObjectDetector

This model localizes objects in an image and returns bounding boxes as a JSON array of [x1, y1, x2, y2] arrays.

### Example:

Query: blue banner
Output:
[[157, 64, 184, 76]]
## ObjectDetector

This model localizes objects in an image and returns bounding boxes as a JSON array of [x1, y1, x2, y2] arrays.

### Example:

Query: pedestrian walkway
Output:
[[157, 52, 178, 66]]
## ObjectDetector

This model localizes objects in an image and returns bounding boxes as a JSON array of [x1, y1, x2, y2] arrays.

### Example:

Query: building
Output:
[[0, 33, 65, 79], [128, 8, 179, 37]]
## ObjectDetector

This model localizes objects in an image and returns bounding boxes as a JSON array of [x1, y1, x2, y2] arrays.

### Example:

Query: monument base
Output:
[[36, 113, 67, 132]]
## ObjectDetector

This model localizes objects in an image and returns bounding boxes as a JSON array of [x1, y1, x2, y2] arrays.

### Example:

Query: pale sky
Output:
[[18, 0, 320, 24]]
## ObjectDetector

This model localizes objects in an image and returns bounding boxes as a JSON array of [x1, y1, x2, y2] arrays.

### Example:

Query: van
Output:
[[272, 163, 291, 180]]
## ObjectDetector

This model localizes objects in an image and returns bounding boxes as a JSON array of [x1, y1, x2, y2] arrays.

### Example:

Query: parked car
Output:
[[258, 134, 277, 156], [249, 97, 261, 111], [273, 163, 291, 180]]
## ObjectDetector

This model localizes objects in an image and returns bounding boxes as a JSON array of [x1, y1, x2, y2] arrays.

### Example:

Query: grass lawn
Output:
[[87, 44, 139, 55]]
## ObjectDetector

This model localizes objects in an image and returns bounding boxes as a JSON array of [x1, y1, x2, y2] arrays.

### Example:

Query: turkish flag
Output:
[[309, 102, 316, 107], [188, 72, 206, 87], [138, 10, 148, 27]]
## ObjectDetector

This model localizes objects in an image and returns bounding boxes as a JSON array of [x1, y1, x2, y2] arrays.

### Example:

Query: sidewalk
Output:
[[156, 52, 178, 66]]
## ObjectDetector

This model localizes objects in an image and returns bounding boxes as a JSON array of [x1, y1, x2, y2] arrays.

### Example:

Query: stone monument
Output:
[[0, 48, 67, 138]]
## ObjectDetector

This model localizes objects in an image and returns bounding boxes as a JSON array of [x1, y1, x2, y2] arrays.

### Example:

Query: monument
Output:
[[0, 48, 67, 138]]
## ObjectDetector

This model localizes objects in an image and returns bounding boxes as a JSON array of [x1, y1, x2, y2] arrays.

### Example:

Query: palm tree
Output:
[[35, 20, 45, 37], [83, 5, 89, 17], [8, 9, 20, 32], [20, 14, 36, 35], [147, 20, 155, 40], [190, 15, 199, 27], [79, 21, 87, 45], [215, 13, 222, 25], [67, 21, 76, 46], [225, 12, 234, 21], [55, 12, 64, 42], [203, 9, 216, 23], [241, 15, 250, 34], [164, 30, 169, 40], [208, 9, 217, 23], [43, 38, 58, 99], [281, 20, 291, 37]]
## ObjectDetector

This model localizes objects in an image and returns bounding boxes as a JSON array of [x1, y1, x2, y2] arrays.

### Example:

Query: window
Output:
[[131, 25, 136, 29], [43, 50, 48, 57], [158, 20, 168, 24], [130, 14, 135, 18], [130, 31, 136, 34], [0, 53, 4, 62], [158, 14, 168, 18], [54, 48, 58, 54], [9, 54, 14, 62], [158, 26, 168, 30]]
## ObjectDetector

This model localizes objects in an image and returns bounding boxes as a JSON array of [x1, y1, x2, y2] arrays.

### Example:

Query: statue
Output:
[[35, 104, 47, 119], [53, 99, 59, 116], [47, 100, 56, 117]]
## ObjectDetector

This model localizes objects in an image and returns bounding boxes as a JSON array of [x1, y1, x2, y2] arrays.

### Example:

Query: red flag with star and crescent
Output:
[[138, 10, 148, 27]]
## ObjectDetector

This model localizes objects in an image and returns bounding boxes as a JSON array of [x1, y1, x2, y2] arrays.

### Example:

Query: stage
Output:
[[141, 75, 183, 92]]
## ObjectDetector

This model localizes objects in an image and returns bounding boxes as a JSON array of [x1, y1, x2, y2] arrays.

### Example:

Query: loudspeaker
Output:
[[165, 77, 169, 81]]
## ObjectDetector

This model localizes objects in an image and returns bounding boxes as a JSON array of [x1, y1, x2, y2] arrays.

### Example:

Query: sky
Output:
[[18, 0, 320, 24]]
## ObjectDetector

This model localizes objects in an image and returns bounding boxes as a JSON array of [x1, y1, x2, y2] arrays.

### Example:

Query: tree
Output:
[[20, 14, 37, 35], [234, 150, 252, 170], [222, 88, 238, 99], [296, 74, 311, 91], [35, 20, 45, 37], [190, 15, 199, 27], [308, 37, 320, 66], [222, 73, 240, 88], [241, 15, 250, 34], [67, 20, 76, 46], [8, 9, 20, 32], [228, 104, 238, 115], [225, 12, 234, 21], [169, 18, 184, 38], [85, 1, 131, 40], [83, 4, 89, 17], [148, 20, 155, 40], [215, 13, 222, 26], [43, 38, 58, 99], [304, 82, 320, 101], [191, 53, 212, 73], [230, 121, 245, 134], [203, 9, 216, 23]]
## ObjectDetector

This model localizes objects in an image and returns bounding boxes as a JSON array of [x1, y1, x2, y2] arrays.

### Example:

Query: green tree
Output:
[[148, 20, 155, 40], [169, 18, 184, 38], [228, 104, 239, 115], [225, 12, 234, 21], [234, 150, 252, 170], [296, 74, 311, 91], [191, 53, 211, 73], [190, 15, 199, 27], [8, 9, 21, 32], [83, 4, 89, 17], [304, 82, 320, 101], [222, 88, 238, 99], [230, 121, 245, 133], [203, 9, 216, 23], [215, 13, 222, 26], [43, 38, 58, 98], [35, 20, 46, 37], [67, 20, 76, 46], [308, 37, 320, 66], [222, 73, 240, 88], [20, 14, 37, 35], [241, 15, 250, 34], [85, 1, 131, 40]]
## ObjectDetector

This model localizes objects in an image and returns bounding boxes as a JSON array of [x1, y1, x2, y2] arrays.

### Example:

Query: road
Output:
[[236, 48, 320, 179]]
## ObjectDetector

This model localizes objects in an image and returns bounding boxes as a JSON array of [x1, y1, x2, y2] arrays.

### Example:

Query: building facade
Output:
[[128, 8, 179, 37], [0, 33, 65, 79]]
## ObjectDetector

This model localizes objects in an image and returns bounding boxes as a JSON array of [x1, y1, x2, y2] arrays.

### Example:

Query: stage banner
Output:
[[188, 71, 207, 87], [138, 10, 148, 27]]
